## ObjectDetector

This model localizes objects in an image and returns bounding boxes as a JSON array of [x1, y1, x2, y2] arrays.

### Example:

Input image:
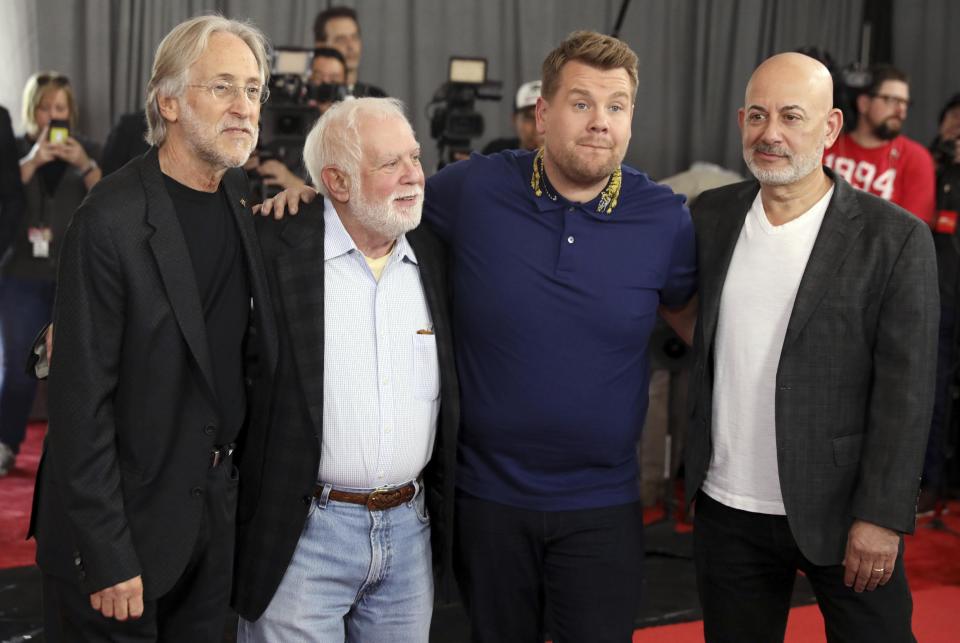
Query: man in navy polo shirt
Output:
[[426, 31, 696, 642], [260, 29, 696, 642]]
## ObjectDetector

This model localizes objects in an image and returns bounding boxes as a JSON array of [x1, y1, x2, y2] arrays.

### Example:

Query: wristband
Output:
[[80, 159, 98, 178]]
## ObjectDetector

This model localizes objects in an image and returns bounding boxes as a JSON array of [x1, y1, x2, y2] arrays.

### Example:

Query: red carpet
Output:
[[634, 584, 960, 642], [3, 422, 959, 640], [0, 421, 42, 569]]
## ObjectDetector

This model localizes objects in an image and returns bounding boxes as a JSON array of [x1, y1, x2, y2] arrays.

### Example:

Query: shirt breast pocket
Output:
[[412, 333, 440, 401]]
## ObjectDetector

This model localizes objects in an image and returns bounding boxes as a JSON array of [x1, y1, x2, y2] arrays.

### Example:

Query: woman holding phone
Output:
[[0, 72, 100, 476]]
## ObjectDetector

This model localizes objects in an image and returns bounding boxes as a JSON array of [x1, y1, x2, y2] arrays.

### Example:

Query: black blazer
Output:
[[232, 200, 460, 620], [29, 148, 278, 599], [685, 169, 939, 565]]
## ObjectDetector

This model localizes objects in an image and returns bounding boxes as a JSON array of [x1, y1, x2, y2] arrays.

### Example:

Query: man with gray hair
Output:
[[232, 97, 458, 642], [29, 14, 278, 640]]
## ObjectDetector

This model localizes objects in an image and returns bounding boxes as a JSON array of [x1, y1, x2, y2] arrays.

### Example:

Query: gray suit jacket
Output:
[[685, 169, 939, 565]]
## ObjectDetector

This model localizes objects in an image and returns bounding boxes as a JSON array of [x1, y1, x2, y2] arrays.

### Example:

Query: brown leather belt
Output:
[[314, 482, 416, 510]]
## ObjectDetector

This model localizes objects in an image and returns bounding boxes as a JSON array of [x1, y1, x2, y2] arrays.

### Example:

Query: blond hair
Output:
[[541, 30, 639, 100], [145, 14, 270, 146], [303, 97, 412, 197], [22, 72, 76, 138]]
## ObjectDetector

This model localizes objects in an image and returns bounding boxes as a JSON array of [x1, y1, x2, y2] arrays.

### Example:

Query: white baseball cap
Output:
[[515, 80, 541, 111]]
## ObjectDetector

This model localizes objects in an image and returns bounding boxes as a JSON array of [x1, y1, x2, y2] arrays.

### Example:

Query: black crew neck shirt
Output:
[[163, 175, 250, 445]]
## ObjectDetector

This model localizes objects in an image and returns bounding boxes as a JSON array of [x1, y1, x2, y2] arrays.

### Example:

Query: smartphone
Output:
[[48, 119, 69, 144]]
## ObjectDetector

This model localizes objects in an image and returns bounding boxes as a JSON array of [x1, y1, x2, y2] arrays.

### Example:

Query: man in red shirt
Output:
[[824, 64, 936, 224]]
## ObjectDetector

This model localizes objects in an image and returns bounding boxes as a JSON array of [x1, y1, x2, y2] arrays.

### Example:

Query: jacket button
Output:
[[302, 495, 312, 505], [74, 556, 82, 567], [191, 487, 203, 498], [203, 424, 216, 436]]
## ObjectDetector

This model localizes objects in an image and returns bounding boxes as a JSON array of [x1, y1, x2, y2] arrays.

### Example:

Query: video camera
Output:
[[252, 47, 350, 199], [428, 57, 502, 168]]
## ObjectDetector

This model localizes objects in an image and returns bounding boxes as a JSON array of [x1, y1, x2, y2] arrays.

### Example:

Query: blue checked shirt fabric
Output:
[[319, 200, 440, 489]]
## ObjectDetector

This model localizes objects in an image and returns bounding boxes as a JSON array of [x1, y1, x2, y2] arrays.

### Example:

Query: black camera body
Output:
[[253, 48, 350, 199], [307, 83, 350, 104], [428, 57, 501, 168]]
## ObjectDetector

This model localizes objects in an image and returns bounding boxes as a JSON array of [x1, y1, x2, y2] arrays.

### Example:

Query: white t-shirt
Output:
[[702, 186, 834, 514]]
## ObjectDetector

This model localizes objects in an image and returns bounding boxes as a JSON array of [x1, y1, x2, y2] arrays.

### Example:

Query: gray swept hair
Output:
[[144, 14, 270, 146], [303, 97, 412, 197]]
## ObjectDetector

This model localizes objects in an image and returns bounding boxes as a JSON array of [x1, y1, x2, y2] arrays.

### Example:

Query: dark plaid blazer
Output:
[[685, 168, 939, 565], [232, 199, 460, 620]]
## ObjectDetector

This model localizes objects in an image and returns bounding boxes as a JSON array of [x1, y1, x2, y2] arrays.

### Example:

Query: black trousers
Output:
[[693, 492, 915, 643], [42, 460, 239, 643], [454, 494, 643, 643]]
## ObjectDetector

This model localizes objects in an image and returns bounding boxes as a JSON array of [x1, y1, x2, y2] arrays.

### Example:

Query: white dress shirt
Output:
[[319, 199, 440, 489]]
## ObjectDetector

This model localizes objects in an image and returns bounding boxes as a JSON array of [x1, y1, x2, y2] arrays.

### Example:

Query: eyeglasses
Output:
[[871, 93, 912, 109], [188, 80, 270, 105]]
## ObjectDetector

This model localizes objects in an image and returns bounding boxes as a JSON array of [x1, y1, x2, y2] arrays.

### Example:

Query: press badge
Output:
[[28, 227, 52, 258]]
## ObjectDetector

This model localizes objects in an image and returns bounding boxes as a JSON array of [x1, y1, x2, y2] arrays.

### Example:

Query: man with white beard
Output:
[[684, 52, 938, 642], [30, 15, 279, 641], [232, 97, 459, 643]]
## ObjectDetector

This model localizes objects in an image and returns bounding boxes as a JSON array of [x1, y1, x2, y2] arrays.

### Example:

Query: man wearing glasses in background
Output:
[[30, 15, 278, 641], [824, 64, 936, 224]]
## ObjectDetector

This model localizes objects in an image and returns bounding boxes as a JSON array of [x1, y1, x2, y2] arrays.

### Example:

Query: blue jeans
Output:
[[238, 481, 433, 643], [0, 276, 55, 453]]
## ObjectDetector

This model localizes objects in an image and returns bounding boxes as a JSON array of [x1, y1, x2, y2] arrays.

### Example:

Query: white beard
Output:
[[350, 183, 424, 241]]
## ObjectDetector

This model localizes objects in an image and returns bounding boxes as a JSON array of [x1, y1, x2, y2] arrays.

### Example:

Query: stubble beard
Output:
[[180, 101, 258, 170], [872, 118, 901, 141], [547, 140, 622, 187], [745, 140, 825, 186]]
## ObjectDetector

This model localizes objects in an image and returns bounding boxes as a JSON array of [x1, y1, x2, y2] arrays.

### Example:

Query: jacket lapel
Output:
[[140, 149, 217, 398], [275, 202, 326, 436], [782, 171, 863, 347], [407, 229, 442, 329], [221, 171, 279, 379], [701, 181, 758, 357]]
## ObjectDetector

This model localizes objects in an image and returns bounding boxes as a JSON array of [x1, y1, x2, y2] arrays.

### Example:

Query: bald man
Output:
[[684, 53, 937, 642]]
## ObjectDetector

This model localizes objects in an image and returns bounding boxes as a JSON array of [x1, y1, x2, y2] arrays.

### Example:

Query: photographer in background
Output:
[[923, 92, 960, 512], [0, 72, 99, 477], [256, 48, 349, 192], [482, 80, 543, 154], [313, 6, 386, 98], [309, 47, 348, 104], [0, 72, 100, 475]]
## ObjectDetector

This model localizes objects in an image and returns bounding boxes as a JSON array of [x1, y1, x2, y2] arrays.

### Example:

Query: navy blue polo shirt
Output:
[[425, 150, 696, 510]]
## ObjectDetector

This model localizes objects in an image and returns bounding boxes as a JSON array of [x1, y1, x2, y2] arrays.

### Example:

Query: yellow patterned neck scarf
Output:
[[530, 147, 621, 215]]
